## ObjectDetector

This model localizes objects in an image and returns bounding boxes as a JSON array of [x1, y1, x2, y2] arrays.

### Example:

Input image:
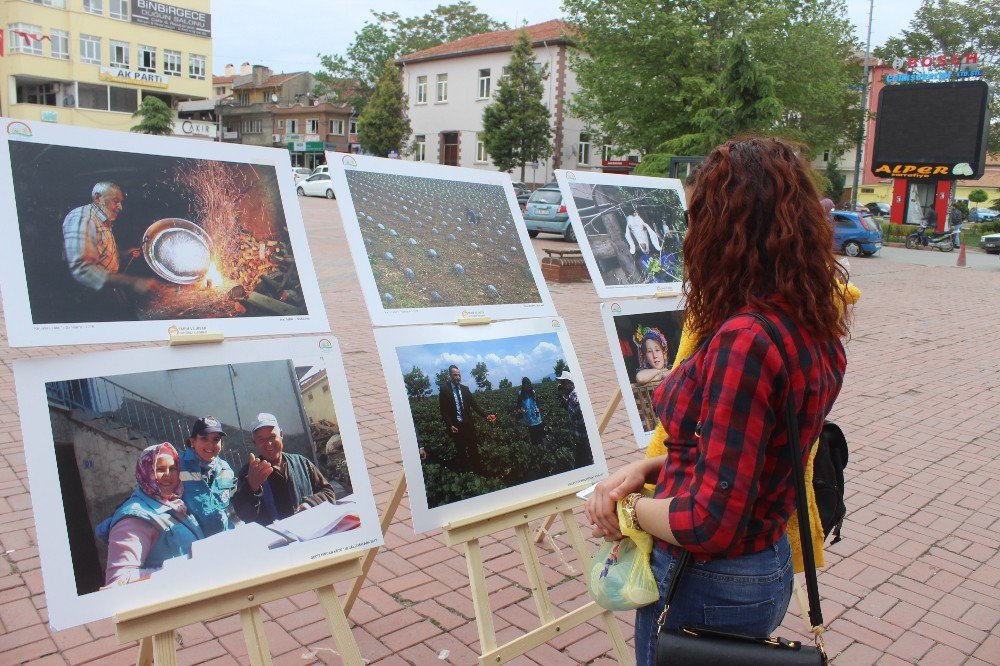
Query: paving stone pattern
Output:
[[0, 197, 998, 665]]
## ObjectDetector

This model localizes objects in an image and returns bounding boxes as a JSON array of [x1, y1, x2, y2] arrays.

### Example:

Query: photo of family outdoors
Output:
[[556, 171, 687, 297], [601, 300, 686, 446], [0, 121, 327, 346], [14, 339, 380, 629], [332, 155, 554, 325], [377, 320, 607, 533]]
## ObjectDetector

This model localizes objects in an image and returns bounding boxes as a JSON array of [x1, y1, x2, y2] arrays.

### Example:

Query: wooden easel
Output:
[[118, 550, 367, 666], [442, 485, 633, 665]]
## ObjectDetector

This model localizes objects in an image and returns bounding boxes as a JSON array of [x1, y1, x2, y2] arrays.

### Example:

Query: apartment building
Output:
[[399, 20, 610, 186], [1, 0, 211, 131]]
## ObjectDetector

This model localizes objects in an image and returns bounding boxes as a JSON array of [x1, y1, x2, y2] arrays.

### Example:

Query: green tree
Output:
[[404, 366, 432, 399], [498, 378, 513, 390], [824, 157, 846, 203], [969, 188, 989, 218], [553, 358, 569, 377], [434, 368, 452, 388], [565, 0, 860, 157], [470, 361, 492, 391], [357, 60, 411, 157], [130, 96, 174, 135], [875, 0, 1000, 151], [316, 3, 508, 113], [481, 30, 553, 181]]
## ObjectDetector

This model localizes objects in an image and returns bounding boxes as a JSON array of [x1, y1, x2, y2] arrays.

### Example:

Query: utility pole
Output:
[[850, 0, 875, 208]]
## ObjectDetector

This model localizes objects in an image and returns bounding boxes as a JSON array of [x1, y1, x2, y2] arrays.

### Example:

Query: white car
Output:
[[311, 165, 329, 176], [981, 232, 1000, 254], [292, 167, 311, 184], [297, 173, 335, 199]]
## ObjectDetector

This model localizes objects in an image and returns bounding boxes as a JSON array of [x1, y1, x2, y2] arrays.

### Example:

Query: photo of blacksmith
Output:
[[8, 140, 308, 324], [232, 413, 340, 525]]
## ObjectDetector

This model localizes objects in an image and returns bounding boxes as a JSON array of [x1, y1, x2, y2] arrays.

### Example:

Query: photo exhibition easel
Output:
[[112, 332, 371, 666]]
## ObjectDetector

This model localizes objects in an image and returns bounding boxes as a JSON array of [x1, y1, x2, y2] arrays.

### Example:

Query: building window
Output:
[[110, 40, 129, 68], [238, 91, 250, 106], [78, 82, 108, 110], [109, 0, 128, 20], [414, 135, 426, 161], [349, 119, 357, 135], [478, 68, 491, 99], [416, 75, 427, 104], [436, 74, 448, 102], [277, 119, 284, 129], [9, 24, 45, 56], [287, 119, 298, 134], [307, 119, 319, 134], [476, 135, 488, 163], [163, 50, 181, 76], [16, 81, 58, 106], [50, 30, 68, 59], [189, 54, 206, 79], [822, 151, 830, 162], [241, 120, 262, 134], [28, 0, 66, 7], [83, 0, 103, 15], [602, 145, 614, 162], [79, 34, 101, 65], [110, 86, 137, 113], [578, 132, 592, 166], [329, 119, 344, 135], [138, 45, 156, 73]]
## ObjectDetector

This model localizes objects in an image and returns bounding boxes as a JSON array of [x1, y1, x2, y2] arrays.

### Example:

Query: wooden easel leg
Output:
[[515, 524, 555, 623], [239, 606, 272, 666], [464, 538, 498, 656], [135, 636, 153, 666], [150, 631, 177, 666], [344, 472, 407, 617], [317, 586, 365, 666]]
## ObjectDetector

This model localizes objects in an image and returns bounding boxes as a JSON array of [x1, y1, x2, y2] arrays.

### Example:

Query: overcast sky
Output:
[[211, 1, 919, 76]]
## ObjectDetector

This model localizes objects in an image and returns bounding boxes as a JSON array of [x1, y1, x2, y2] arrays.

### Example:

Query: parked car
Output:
[[969, 208, 999, 223], [866, 202, 891, 217], [297, 173, 335, 199], [832, 211, 882, 257], [523, 185, 574, 241], [511, 182, 530, 209], [311, 165, 329, 176], [292, 167, 311, 184], [981, 232, 1000, 254]]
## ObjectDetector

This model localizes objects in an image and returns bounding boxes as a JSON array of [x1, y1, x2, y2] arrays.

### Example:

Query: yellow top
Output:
[[643, 283, 860, 572]]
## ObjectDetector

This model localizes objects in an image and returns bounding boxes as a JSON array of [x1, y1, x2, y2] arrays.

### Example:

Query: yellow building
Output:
[[1, 0, 211, 132]]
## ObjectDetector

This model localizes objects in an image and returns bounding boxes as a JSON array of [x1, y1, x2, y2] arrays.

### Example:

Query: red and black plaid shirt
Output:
[[653, 304, 846, 559]]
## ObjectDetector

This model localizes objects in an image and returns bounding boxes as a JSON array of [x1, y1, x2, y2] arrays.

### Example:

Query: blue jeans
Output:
[[634, 535, 793, 666]]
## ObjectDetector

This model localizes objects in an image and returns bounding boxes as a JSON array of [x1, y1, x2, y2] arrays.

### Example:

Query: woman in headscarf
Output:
[[96, 442, 204, 586]]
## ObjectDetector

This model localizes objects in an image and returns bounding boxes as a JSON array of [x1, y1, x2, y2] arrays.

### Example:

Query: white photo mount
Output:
[[375, 317, 608, 533], [0, 118, 330, 347], [600, 298, 686, 448], [14, 336, 381, 630], [329, 154, 556, 326], [554, 169, 687, 299]]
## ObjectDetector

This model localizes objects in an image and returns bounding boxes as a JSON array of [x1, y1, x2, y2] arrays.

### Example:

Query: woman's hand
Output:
[[584, 459, 655, 541]]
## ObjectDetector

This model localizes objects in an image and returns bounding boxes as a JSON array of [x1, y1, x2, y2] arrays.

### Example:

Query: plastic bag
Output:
[[587, 500, 658, 610]]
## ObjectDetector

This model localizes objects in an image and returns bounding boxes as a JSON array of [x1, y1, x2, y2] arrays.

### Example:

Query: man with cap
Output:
[[557, 372, 593, 468], [232, 412, 337, 525], [179, 416, 239, 537]]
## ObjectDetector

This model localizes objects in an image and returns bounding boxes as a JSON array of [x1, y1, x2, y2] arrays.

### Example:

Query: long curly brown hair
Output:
[[683, 137, 850, 340]]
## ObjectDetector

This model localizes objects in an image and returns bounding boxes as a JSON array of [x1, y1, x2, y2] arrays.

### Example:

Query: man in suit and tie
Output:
[[439, 365, 495, 474]]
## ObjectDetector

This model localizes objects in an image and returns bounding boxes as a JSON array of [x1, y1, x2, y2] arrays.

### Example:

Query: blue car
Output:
[[832, 211, 882, 257], [523, 185, 575, 241], [968, 208, 999, 223]]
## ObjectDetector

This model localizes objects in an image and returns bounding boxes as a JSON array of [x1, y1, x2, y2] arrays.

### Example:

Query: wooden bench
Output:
[[540, 248, 590, 283]]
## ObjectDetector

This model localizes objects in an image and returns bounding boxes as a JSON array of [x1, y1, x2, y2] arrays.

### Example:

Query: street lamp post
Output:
[[850, 0, 875, 208]]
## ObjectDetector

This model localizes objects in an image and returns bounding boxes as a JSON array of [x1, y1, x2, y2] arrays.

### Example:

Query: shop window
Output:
[[109, 86, 137, 113], [16, 81, 58, 106], [78, 83, 109, 110]]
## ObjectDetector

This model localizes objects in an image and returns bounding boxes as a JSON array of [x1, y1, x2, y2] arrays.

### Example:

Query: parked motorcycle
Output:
[[905, 226, 958, 252]]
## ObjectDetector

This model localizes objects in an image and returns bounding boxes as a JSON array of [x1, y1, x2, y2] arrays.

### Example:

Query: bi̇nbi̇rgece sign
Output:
[[130, 0, 211, 37], [870, 80, 990, 180]]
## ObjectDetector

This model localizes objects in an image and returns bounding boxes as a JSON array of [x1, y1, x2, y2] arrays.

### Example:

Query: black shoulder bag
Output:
[[655, 313, 828, 665]]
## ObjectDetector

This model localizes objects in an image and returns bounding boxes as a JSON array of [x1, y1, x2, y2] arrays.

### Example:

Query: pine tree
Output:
[[481, 30, 553, 181], [358, 60, 412, 157], [131, 96, 174, 135]]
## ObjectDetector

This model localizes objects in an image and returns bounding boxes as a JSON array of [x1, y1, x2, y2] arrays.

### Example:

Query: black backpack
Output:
[[813, 421, 848, 544]]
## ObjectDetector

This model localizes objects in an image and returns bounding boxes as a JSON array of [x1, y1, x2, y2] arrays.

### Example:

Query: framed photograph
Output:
[[14, 337, 380, 630], [600, 298, 686, 447], [330, 154, 556, 326], [0, 118, 329, 347], [554, 170, 687, 298], [376, 318, 608, 533]]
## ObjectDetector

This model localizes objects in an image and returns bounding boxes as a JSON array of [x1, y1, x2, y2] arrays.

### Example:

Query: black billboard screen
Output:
[[871, 80, 989, 179]]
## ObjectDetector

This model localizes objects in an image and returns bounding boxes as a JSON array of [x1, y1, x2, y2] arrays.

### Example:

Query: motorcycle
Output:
[[905, 225, 958, 252]]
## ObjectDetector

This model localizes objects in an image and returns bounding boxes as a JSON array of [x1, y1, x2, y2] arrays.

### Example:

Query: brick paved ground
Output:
[[1, 196, 998, 665]]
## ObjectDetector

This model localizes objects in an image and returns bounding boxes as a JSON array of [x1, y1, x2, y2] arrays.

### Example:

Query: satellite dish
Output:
[[270, 93, 279, 103]]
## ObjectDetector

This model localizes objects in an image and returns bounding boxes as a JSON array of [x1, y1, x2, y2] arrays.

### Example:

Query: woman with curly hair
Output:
[[633, 326, 670, 385], [585, 136, 851, 665]]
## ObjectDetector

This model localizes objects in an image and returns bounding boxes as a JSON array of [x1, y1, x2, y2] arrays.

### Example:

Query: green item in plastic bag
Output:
[[586, 499, 658, 610]]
